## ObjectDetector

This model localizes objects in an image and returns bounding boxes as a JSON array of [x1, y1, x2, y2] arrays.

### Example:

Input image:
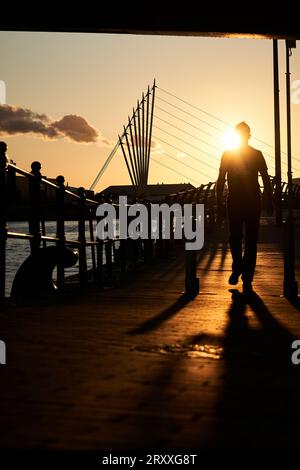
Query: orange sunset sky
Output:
[[0, 32, 300, 191]]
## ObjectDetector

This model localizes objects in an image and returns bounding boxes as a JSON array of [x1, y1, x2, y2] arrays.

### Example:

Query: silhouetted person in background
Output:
[[216, 122, 273, 294]]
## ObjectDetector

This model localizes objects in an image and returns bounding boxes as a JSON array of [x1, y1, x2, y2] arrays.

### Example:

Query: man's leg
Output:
[[228, 204, 243, 282], [242, 204, 261, 287]]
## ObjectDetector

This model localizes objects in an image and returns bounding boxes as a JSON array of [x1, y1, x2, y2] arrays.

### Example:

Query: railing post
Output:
[[78, 187, 88, 288], [164, 196, 174, 258], [29, 161, 42, 254], [0, 142, 8, 303], [7, 164, 17, 210], [133, 238, 141, 265], [144, 200, 153, 262], [168, 210, 174, 257], [56, 175, 66, 289], [105, 240, 113, 278], [119, 239, 127, 273], [89, 214, 97, 280], [96, 239, 104, 279], [95, 195, 104, 280]]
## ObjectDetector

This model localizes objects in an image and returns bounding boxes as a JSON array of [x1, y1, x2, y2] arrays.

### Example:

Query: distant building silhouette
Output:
[[101, 183, 195, 203]]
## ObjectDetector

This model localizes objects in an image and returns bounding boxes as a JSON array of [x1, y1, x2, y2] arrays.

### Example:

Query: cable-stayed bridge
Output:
[[90, 81, 300, 195]]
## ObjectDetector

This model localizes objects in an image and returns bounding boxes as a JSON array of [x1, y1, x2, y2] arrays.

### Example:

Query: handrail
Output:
[[0, 150, 178, 300], [8, 162, 97, 203], [6, 231, 119, 246], [7, 162, 130, 207]]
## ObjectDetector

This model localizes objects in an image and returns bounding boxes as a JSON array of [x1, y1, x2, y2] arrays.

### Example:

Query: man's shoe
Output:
[[228, 272, 240, 285], [242, 282, 253, 295]]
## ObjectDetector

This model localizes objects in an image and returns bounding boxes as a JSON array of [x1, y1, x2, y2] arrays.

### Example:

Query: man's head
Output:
[[235, 121, 251, 146]]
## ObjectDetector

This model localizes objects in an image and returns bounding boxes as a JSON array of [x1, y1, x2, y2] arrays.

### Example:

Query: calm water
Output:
[[6, 220, 99, 297]]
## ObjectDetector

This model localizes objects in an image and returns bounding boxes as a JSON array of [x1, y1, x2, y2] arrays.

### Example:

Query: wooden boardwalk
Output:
[[1, 219, 300, 450]]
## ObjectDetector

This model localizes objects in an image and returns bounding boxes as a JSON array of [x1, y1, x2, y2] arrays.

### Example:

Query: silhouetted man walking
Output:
[[216, 122, 273, 294]]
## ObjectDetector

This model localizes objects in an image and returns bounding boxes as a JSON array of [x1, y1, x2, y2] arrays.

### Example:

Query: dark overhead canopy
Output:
[[0, 12, 299, 39]]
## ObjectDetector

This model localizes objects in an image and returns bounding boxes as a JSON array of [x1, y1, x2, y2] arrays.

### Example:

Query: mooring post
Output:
[[0, 142, 7, 303]]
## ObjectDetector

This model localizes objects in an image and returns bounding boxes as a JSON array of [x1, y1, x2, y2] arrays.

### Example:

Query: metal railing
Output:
[[0, 146, 173, 302], [0, 159, 109, 300], [1, 139, 300, 303]]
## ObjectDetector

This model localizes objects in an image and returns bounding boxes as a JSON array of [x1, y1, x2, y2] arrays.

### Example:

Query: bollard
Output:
[[184, 205, 199, 298], [185, 249, 199, 298]]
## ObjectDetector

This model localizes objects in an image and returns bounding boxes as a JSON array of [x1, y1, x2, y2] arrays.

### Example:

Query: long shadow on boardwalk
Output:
[[212, 290, 300, 449], [126, 288, 300, 450], [128, 229, 224, 336], [128, 294, 191, 335]]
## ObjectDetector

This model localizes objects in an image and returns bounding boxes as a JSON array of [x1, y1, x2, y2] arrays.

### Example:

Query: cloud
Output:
[[0, 104, 110, 145], [0, 105, 57, 138], [52, 115, 99, 143]]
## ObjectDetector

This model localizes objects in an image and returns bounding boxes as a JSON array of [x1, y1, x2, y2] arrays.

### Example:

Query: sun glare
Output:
[[221, 129, 241, 150]]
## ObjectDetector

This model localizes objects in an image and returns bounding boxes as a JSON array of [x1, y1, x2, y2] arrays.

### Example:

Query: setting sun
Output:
[[221, 129, 241, 150]]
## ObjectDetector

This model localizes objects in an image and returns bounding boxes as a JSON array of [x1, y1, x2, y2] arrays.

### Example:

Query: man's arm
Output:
[[216, 154, 227, 206], [260, 165, 273, 215], [215, 153, 227, 218]]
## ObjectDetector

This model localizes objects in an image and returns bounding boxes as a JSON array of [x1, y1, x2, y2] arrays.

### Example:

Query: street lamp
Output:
[[283, 39, 298, 299], [273, 39, 282, 226]]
